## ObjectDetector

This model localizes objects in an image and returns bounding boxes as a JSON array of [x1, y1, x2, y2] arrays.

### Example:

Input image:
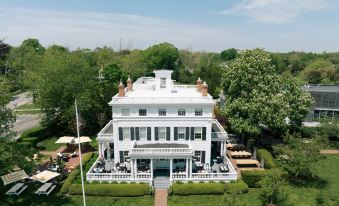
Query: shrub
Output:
[[172, 183, 224, 195], [68, 184, 150, 196], [225, 180, 249, 194], [17, 142, 32, 148], [241, 170, 268, 188], [257, 149, 276, 169], [60, 169, 80, 194]]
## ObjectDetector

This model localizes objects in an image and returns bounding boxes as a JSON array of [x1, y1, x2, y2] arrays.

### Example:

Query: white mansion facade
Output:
[[86, 70, 237, 183]]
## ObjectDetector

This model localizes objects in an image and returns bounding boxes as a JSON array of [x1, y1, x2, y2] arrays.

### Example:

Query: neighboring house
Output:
[[302, 85, 339, 120], [86, 70, 237, 184]]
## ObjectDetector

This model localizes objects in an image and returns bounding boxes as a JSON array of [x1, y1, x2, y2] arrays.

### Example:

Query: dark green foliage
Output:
[[60, 169, 80, 194], [172, 183, 224, 195], [241, 170, 269, 188], [257, 149, 276, 169], [225, 180, 249, 194], [68, 184, 150, 196], [221, 48, 237, 61], [144, 42, 179, 72], [17, 126, 51, 147]]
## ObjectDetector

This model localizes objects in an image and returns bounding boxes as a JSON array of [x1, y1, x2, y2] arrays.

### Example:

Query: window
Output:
[[122, 109, 130, 116], [194, 151, 201, 162], [139, 109, 147, 116], [140, 127, 147, 140], [178, 108, 186, 116], [195, 108, 203, 116], [178, 127, 186, 140], [158, 108, 166, 116], [123, 151, 130, 162], [194, 127, 202, 139], [160, 77, 166, 88], [123, 127, 130, 139], [159, 127, 166, 140]]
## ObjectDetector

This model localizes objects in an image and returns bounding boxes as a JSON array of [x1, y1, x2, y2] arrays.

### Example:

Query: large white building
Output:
[[86, 70, 237, 184]]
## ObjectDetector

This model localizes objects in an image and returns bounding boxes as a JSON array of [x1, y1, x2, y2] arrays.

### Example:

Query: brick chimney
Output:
[[196, 77, 203, 92], [118, 80, 125, 97], [202, 81, 208, 96], [127, 75, 132, 92]]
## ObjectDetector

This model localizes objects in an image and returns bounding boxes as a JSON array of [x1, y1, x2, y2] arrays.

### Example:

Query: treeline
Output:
[[0, 38, 338, 135]]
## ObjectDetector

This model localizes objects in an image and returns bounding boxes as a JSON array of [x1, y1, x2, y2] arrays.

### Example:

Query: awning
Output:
[[71, 136, 92, 144], [1, 170, 29, 185], [30, 170, 60, 183], [55, 136, 75, 144]]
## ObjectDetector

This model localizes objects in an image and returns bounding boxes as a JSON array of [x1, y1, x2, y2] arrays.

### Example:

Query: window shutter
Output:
[[119, 151, 124, 163], [202, 127, 206, 140], [185, 127, 189, 140], [135, 127, 140, 140], [119, 127, 123, 141], [155, 127, 159, 140], [190, 127, 194, 140], [130, 127, 135, 140], [201, 151, 206, 163], [147, 127, 151, 141], [174, 127, 178, 140], [166, 127, 170, 140]]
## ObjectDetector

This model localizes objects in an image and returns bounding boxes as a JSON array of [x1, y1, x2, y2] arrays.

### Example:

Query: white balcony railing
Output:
[[135, 173, 151, 180], [173, 173, 188, 179], [86, 173, 132, 181], [130, 148, 193, 157], [191, 173, 237, 180]]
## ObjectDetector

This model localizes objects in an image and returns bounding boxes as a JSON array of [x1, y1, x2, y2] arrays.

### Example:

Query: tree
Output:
[[221, 48, 313, 137], [259, 169, 289, 206], [301, 59, 336, 84], [221, 48, 237, 61], [144, 42, 179, 72], [0, 82, 15, 141], [274, 133, 324, 182], [224, 193, 247, 206]]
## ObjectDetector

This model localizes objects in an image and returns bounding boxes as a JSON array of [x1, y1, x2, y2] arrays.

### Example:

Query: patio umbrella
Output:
[[30, 170, 60, 183], [55, 136, 75, 144], [71, 136, 92, 144], [1, 170, 29, 185]]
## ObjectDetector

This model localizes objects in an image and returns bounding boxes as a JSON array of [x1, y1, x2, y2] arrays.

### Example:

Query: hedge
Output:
[[241, 170, 268, 188], [257, 149, 276, 169], [172, 183, 224, 195], [69, 184, 150, 196], [17, 126, 51, 147], [60, 169, 80, 194], [225, 180, 249, 194]]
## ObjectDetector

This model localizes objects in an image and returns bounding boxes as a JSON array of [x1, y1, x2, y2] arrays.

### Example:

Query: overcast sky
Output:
[[1, 0, 339, 52]]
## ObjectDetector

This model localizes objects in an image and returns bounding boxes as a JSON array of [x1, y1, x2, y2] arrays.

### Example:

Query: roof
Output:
[[55, 136, 74, 144], [302, 85, 339, 92], [1, 170, 29, 185], [134, 143, 189, 148], [71, 136, 92, 144], [30, 170, 60, 183]]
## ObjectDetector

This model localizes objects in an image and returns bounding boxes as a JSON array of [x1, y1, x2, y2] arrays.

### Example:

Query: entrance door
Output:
[[153, 159, 170, 177]]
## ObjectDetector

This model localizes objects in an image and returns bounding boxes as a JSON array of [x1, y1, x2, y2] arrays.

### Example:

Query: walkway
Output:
[[320, 150, 339, 154], [154, 189, 168, 206]]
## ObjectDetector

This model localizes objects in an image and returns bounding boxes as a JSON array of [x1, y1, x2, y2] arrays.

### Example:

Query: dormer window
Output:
[[160, 77, 166, 88], [139, 109, 147, 116], [178, 109, 186, 116]]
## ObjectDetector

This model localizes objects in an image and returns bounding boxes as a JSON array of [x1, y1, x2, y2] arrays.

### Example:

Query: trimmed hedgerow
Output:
[[60, 169, 80, 194], [172, 183, 224, 195], [241, 170, 268, 188], [225, 180, 249, 194], [257, 149, 276, 169], [68, 184, 150, 196]]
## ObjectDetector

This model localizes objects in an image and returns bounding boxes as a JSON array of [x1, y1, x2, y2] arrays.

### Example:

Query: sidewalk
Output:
[[154, 189, 168, 206]]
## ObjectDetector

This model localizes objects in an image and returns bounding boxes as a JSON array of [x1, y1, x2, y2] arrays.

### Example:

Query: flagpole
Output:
[[75, 99, 86, 206]]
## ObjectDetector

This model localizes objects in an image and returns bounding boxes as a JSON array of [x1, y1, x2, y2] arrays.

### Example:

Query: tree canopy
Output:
[[144, 42, 179, 72], [220, 48, 237, 61], [221, 48, 313, 137], [301, 59, 336, 84]]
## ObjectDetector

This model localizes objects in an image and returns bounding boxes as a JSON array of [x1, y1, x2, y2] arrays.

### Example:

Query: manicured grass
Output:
[[37, 136, 63, 151], [14, 103, 41, 114]]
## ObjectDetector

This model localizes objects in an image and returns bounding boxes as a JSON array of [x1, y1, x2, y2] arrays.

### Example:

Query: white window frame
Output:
[[178, 108, 186, 116], [158, 108, 166, 116], [194, 127, 202, 140], [159, 127, 166, 140], [139, 109, 147, 116], [122, 109, 130, 116], [160, 77, 166, 88], [140, 127, 147, 140], [195, 108, 203, 116], [178, 127, 186, 140], [194, 151, 202, 163], [123, 127, 130, 139], [123, 151, 130, 163]]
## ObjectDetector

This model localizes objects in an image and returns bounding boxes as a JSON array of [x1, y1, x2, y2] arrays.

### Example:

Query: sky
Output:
[[1, 0, 339, 52]]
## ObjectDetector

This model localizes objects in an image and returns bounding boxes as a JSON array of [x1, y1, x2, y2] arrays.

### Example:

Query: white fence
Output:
[[130, 148, 193, 156]]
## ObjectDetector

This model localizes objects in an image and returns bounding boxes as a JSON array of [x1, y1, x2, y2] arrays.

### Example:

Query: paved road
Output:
[[6, 92, 41, 139]]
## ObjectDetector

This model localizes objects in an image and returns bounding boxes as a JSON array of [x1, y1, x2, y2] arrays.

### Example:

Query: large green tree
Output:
[[301, 59, 336, 84], [221, 48, 313, 137], [144, 42, 179, 72], [0, 82, 15, 141], [221, 48, 237, 61]]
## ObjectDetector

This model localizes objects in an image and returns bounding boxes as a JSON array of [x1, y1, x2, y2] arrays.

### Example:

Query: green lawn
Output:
[[14, 103, 41, 114], [168, 154, 339, 206], [37, 136, 64, 151]]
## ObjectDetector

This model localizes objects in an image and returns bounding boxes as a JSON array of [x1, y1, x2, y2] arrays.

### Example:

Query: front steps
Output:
[[153, 176, 171, 189]]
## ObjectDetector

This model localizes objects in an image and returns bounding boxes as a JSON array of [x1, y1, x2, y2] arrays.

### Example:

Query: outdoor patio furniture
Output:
[[47, 164, 60, 172], [35, 183, 56, 195], [5, 183, 28, 196], [219, 165, 229, 173], [70, 151, 77, 158]]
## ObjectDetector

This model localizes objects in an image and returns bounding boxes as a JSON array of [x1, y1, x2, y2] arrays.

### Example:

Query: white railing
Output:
[[173, 173, 188, 179], [130, 148, 193, 156], [191, 172, 237, 180], [86, 173, 132, 181], [135, 173, 151, 180], [111, 96, 213, 104], [173, 85, 197, 89]]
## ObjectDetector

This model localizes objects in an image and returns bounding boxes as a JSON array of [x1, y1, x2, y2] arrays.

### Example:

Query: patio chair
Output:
[[71, 151, 77, 158]]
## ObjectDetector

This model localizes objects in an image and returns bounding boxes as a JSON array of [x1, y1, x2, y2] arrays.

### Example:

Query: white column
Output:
[[150, 159, 153, 180], [106, 144, 110, 160], [135, 159, 138, 176], [170, 159, 173, 181], [190, 158, 193, 178], [98, 142, 102, 157], [186, 158, 189, 178], [131, 159, 134, 178]]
